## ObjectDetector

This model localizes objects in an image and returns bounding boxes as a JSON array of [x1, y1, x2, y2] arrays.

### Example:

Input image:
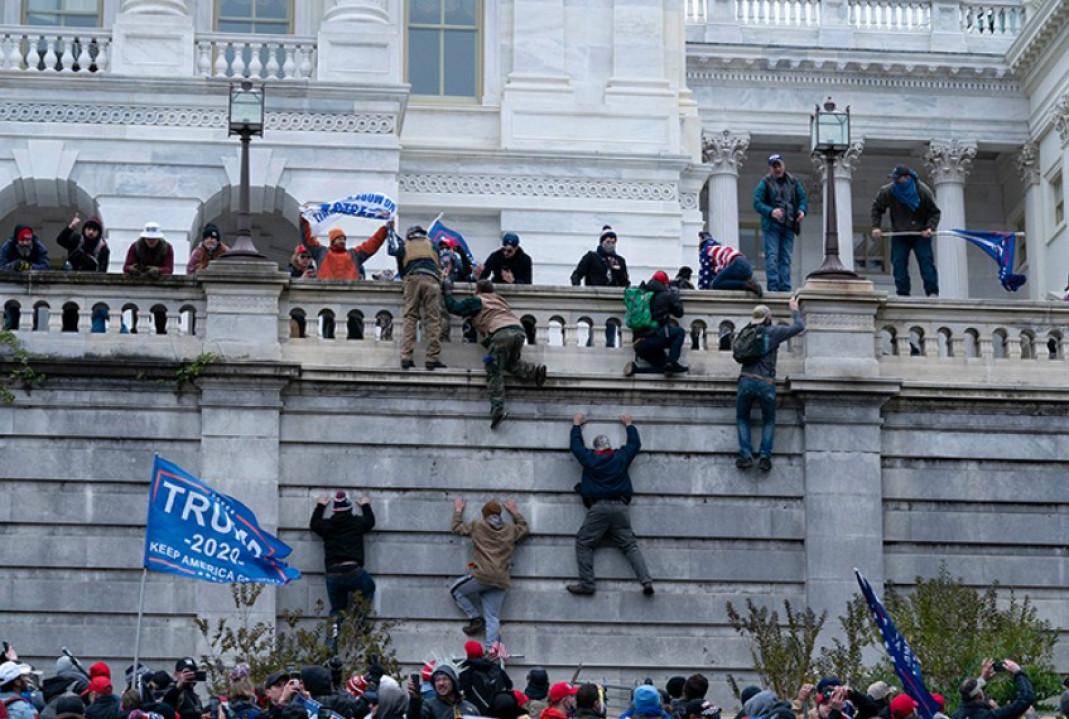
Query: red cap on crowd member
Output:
[[548, 682, 578, 704], [890, 695, 918, 719], [512, 691, 530, 708], [651, 270, 670, 284], [296, 245, 310, 255], [346, 675, 368, 698], [420, 661, 437, 683], [464, 640, 484, 659], [931, 695, 945, 711], [89, 663, 111, 679], [81, 676, 112, 697], [16, 227, 33, 242]]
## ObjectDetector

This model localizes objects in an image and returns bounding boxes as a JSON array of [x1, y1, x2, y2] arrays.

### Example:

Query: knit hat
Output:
[[346, 674, 368, 698], [632, 686, 664, 717], [328, 228, 346, 243], [89, 663, 110, 680], [599, 225, 617, 242], [889, 695, 917, 719], [16, 227, 33, 242], [201, 224, 221, 240], [548, 682, 577, 705], [676, 267, 694, 280], [81, 676, 112, 697], [420, 661, 437, 683], [666, 677, 686, 699], [54, 695, 87, 719], [525, 668, 550, 700], [333, 491, 353, 513], [464, 640, 484, 659], [739, 686, 762, 705], [502, 232, 520, 246], [512, 690, 529, 707], [482, 500, 502, 518], [752, 304, 772, 322], [866, 682, 895, 702], [651, 270, 670, 284], [816, 677, 842, 696], [406, 225, 428, 240]]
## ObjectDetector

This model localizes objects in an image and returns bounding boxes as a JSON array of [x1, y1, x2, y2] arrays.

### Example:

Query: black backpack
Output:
[[732, 323, 769, 364], [463, 667, 508, 716]]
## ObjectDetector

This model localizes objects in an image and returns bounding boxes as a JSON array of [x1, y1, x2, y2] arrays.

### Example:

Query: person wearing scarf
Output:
[[870, 165, 942, 297], [186, 224, 230, 274], [449, 497, 529, 648], [570, 226, 630, 287]]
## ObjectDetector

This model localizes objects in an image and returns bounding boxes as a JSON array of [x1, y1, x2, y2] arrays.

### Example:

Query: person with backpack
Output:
[[458, 642, 513, 716], [752, 155, 808, 293], [623, 271, 687, 377], [696, 232, 763, 296], [734, 297, 805, 472]]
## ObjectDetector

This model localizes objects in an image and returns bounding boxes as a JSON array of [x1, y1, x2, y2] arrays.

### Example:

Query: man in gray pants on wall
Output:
[[566, 413, 654, 597]]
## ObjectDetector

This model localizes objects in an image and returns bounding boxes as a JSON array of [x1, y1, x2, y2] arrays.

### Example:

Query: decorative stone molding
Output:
[[1054, 95, 1069, 148], [924, 139, 977, 184], [121, 0, 190, 14], [1015, 142, 1040, 186], [399, 173, 679, 202], [701, 130, 749, 174], [0, 102, 396, 134], [1007, 0, 1069, 78], [680, 193, 699, 211], [811, 140, 864, 181], [322, 0, 389, 23]]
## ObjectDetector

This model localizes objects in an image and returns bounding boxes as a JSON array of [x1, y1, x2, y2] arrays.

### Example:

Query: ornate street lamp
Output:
[[807, 98, 860, 280], [223, 79, 266, 258]]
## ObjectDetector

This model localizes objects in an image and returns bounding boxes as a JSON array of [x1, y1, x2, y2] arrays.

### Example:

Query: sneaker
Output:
[[623, 361, 635, 377], [425, 360, 447, 370], [664, 362, 689, 375], [736, 456, 754, 469], [758, 456, 772, 472], [535, 364, 547, 388], [490, 408, 508, 430], [461, 617, 486, 636], [566, 583, 596, 596], [744, 279, 764, 297], [642, 582, 655, 597], [400, 359, 414, 370]]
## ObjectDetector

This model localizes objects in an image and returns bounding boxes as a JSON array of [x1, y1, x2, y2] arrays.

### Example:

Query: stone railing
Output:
[[0, 26, 110, 74], [848, 0, 932, 30], [195, 33, 316, 80], [735, 0, 822, 26], [959, 1, 1025, 34]]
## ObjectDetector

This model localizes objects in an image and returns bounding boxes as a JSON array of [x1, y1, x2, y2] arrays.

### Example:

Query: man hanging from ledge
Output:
[[442, 278, 547, 429]]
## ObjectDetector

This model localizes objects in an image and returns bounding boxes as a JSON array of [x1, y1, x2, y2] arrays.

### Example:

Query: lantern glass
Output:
[[229, 83, 264, 135], [811, 107, 850, 152]]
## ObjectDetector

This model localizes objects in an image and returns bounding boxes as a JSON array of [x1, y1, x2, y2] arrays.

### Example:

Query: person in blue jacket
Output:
[[566, 413, 653, 597]]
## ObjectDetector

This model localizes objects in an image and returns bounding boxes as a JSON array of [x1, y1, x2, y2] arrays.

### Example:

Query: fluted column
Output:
[[1016, 143, 1043, 301], [701, 130, 750, 249], [112, 0, 193, 77], [924, 139, 977, 298], [812, 140, 864, 273]]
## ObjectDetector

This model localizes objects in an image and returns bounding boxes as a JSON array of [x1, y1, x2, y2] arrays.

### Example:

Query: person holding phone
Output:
[[954, 659, 1033, 719], [164, 658, 205, 719]]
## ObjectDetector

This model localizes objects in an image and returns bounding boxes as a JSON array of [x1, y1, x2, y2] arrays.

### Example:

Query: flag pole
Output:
[[880, 231, 1025, 238], [429, 212, 444, 230], [131, 567, 148, 689]]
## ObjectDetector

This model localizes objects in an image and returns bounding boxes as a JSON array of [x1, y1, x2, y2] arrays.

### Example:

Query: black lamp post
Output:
[[807, 98, 860, 280], [223, 79, 266, 259]]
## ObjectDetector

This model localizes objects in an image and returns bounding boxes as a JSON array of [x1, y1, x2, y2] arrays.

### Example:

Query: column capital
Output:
[[811, 139, 865, 181], [1053, 94, 1069, 148], [120, 0, 190, 13], [1016, 142, 1040, 187], [322, 0, 389, 23], [701, 130, 750, 175], [924, 139, 977, 185]]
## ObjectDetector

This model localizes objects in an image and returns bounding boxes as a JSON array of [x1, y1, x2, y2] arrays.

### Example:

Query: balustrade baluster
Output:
[[94, 39, 108, 72], [9, 34, 24, 70], [298, 45, 313, 78], [231, 43, 247, 78], [196, 41, 212, 76], [247, 42, 263, 78], [265, 43, 280, 79], [213, 42, 230, 77], [41, 37, 57, 72], [58, 37, 74, 72], [281, 44, 295, 78], [73, 37, 87, 71]]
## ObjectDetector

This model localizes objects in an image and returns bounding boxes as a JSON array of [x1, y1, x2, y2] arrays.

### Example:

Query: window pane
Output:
[[410, 0, 440, 24], [444, 0, 475, 25], [408, 28, 440, 95], [219, 19, 253, 33], [64, 13, 97, 26], [28, 0, 62, 10], [65, 0, 97, 11], [443, 29, 476, 96], [256, 0, 288, 19], [26, 12, 60, 25], [220, 0, 252, 17], [252, 20, 289, 34]]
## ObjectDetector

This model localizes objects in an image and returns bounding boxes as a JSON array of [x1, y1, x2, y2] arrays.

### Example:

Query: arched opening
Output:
[[992, 328, 1008, 359], [374, 310, 394, 341], [521, 315, 537, 345], [937, 327, 953, 358], [0, 177, 102, 270], [576, 317, 593, 348], [32, 301, 50, 331], [347, 310, 364, 340], [690, 320, 707, 351], [3, 300, 22, 331], [963, 328, 980, 358], [178, 305, 197, 336], [192, 183, 303, 272], [61, 301, 79, 332], [879, 326, 898, 356], [548, 316, 565, 347], [605, 318, 622, 349], [1048, 331, 1063, 360], [908, 326, 925, 356], [1019, 330, 1035, 360], [289, 308, 307, 338], [318, 309, 336, 340], [718, 320, 736, 352]]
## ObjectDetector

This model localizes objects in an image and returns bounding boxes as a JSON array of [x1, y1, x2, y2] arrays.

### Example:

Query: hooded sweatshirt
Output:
[[372, 677, 407, 719], [452, 507, 529, 589], [57, 216, 109, 272], [420, 667, 478, 719], [0, 225, 50, 271], [309, 503, 376, 571], [570, 424, 641, 502]]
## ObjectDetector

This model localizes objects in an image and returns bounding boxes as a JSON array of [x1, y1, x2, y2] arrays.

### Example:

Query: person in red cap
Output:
[[889, 695, 918, 719], [88, 663, 110, 680], [288, 244, 317, 279], [83, 675, 120, 719], [540, 683, 577, 719], [1, 224, 50, 273], [309, 490, 376, 634], [458, 639, 513, 716], [624, 271, 687, 377]]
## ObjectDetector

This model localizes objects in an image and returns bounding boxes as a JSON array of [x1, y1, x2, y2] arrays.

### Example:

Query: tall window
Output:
[[1053, 173, 1065, 226], [24, 0, 100, 27], [216, 0, 292, 34], [407, 0, 480, 98]]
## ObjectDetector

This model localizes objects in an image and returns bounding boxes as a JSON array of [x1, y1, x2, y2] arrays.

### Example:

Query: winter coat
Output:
[[0, 226, 50, 272], [309, 503, 376, 571], [458, 660, 513, 716], [161, 686, 202, 719], [57, 216, 109, 272], [739, 310, 806, 380], [633, 279, 683, 339], [303, 220, 388, 281], [123, 239, 174, 276], [420, 668, 478, 719], [952, 672, 1034, 719], [452, 507, 528, 589], [186, 242, 230, 274], [753, 174, 810, 234], [85, 694, 120, 719], [571, 246, 629, 287], [570, 425, 641, 502], [0, 694, 37, 719], [870, 181, 941, 235], [480, 247, 533, 284]]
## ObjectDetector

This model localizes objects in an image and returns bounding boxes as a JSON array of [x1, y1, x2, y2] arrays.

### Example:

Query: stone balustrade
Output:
[[959, 1, 1025, 34], [849, 0, 931, 30], [735, 0, 822, 26], [195, 33, 316, 81], [0, 26, 110, 74]]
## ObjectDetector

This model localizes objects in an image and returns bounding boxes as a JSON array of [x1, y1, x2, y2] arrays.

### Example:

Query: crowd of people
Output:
[[1, 643, 1055, 719]]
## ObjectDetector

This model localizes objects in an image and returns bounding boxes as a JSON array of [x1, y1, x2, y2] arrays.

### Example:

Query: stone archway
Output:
[[0, 177, 102, 270]]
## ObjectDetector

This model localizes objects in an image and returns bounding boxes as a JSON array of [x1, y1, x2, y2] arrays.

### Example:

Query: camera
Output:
[[195, 671, 208, 682], [992, 661, 1005, 673]]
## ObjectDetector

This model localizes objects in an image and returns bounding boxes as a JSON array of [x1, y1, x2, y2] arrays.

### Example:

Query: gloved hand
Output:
[[145, 267, 161, 280], [16, 260, 30, 272]]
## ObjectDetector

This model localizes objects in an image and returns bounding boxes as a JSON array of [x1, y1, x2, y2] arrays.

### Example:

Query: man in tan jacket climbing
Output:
[[449, 497, 529, 649]]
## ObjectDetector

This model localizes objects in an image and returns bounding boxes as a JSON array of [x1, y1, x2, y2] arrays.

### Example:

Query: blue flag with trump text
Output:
[[143, 456, 300, 585], [301, 193, 397, 228], [948, 229, 1027, 292], [855, 569, 940, 719]]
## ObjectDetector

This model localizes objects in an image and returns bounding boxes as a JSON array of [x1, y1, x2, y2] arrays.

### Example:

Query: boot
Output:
[[462, 617, 486, 636]]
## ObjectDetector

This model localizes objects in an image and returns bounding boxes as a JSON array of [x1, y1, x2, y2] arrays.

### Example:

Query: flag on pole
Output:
[[301, 193, 397, 228], [855, 569, 940, 719], [948, 229, 1027, 292], [428, 217, 476, 265], [143, 456, 300, 585]]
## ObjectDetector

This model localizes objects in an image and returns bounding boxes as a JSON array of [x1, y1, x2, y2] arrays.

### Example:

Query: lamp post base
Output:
[[807, 254, 861, 280]]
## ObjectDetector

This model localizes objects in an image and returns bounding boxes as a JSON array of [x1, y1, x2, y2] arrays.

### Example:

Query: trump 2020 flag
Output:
[[143, 456, 300, 585], [949, 229, 1027, 292], [301, 192, 397, 228], [428, 218, 476, 265], [855, 569, 940, 719]]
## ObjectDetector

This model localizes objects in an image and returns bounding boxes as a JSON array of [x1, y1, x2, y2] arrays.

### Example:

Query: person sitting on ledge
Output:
[[1, 224, 50, 273], [624, 271, 687, 377], [697, 231, 763, 296], [299, 216, 391, 281], [123, 222, 173, 279]]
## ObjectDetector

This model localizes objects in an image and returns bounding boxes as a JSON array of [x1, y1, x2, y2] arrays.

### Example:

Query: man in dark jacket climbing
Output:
[[57, 213, 109, 273], [571, 226, 629, 287], [953, 659, 1033, 719], [566, 414, 653, 597], [624, 271, 687, 377], [309, 491, 377, 617]]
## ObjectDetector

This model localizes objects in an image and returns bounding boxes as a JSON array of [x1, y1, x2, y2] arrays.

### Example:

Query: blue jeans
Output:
[[736, 376, 777, 459], [711, 257, 753, 291], [890, 235, 939, 296], [325, 568, 376, 616], [762, 223, 795, 292]]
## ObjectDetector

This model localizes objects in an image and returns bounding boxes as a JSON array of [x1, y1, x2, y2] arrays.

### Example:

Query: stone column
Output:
[[1016, 143, 1044, 301], [924, 139, 977, 299], [701, 130, 750, 249], [316, 0, 400, 84], [606, 0, 671, 95], [812, 140, 864, 273], [197, 257, 290, 361], [111, 0, 195, 77], [680, 164, 713, 267]]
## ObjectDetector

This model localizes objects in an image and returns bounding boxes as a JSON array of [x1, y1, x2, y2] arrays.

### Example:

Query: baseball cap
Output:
[[768, 153, 784, 165], [174, 657, 198, 673], [888, 164, 914, 178], [651, 270, 670, 284], [82, 676, 113, 697], [890, 695, 918, 719], [0, 661, 32, 685], [548, 682, 578, 704], [502, 232, 520, 246]]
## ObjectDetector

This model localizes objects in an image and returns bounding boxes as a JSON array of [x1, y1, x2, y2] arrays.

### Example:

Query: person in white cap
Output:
[[123, 222, 174, 279], [0, 661, 37, 719]]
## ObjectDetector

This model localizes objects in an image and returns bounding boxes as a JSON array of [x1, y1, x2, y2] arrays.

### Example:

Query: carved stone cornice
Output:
[[701, 130, 749, 175], [399, 173, 679, 202], [121, 0, 190, 13], [1054, 94, 1069, 148], [1015, 142, 1040, 186], [1007, 0, 1069, 79], [811, 140, 865, 181], [924, 139, 978, 185]]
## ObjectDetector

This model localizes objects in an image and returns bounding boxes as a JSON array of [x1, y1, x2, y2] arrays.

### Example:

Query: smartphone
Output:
[[410, 673, 420, 690], [992, 661, 1005, 673], [195, 671, 208, 682]]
